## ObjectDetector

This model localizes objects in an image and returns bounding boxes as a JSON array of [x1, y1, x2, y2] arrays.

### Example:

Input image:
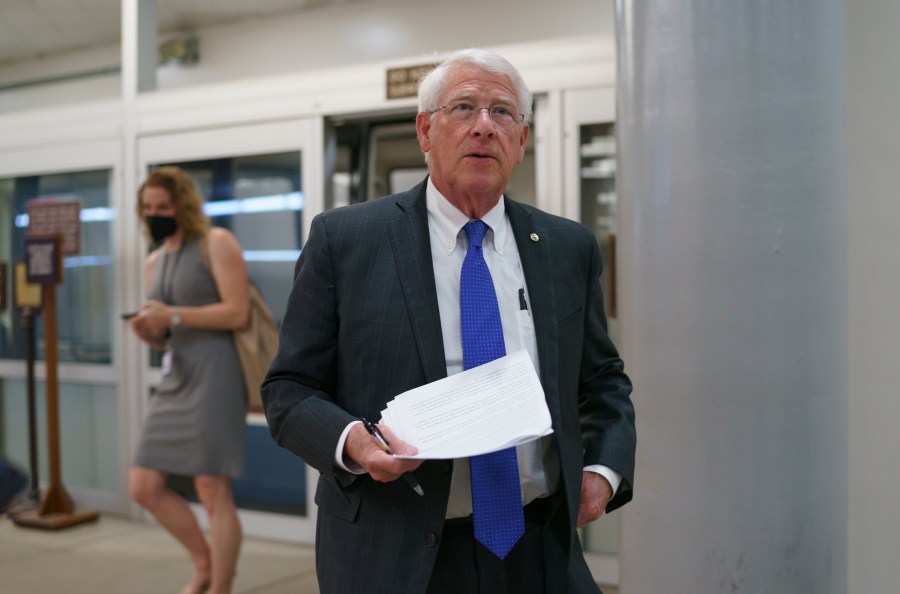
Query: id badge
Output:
[[161, 350, 173, 377]]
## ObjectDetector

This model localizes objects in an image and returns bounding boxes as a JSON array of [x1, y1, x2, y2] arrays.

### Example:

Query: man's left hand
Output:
[[577, 471, 612, 529]]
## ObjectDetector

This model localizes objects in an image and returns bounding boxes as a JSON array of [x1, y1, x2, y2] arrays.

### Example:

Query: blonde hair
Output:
[[137, 166, 210, 243]]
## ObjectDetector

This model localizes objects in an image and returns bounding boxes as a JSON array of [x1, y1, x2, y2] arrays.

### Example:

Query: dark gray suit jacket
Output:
[[262, 179, 635, 594]]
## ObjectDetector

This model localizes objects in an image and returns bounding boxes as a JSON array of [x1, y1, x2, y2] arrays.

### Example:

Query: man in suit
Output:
[[262, 48, 635, 594]]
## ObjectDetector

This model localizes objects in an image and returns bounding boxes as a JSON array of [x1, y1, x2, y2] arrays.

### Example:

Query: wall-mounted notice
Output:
[[386, 63, 439, 100], [25, 235, 62, 285], [14, 260, 42, 308], [26, 199, 82, 256]]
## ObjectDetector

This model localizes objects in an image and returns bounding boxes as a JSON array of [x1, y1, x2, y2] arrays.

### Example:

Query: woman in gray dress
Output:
[[128, 166, 249, 594]]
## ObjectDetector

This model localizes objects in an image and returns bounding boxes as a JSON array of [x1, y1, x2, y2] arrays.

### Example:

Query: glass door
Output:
[[137, 119, 322, 542], [0, 140, 126, 513]]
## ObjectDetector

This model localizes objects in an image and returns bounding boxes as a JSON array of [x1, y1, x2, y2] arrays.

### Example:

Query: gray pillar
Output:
[[615, 2, 847, 592], [122, 0, 157, 95], [847, 1, 900, 591]]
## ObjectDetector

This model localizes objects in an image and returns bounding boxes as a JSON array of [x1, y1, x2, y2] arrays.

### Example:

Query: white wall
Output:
[[158, 0, 610, 87], [0, 45, 120, 111], [847, 1, 900, 592], [0, 0, 612, 112]]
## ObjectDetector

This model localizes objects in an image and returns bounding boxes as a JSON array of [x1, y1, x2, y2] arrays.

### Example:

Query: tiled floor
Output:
[[0, 512, 319, 594]]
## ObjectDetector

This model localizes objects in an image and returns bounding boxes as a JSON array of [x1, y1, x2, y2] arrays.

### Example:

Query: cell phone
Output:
[[120, 312, 139, 320]]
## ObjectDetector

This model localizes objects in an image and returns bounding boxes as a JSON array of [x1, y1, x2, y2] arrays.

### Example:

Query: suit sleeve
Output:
[[261, 214, 357, 485], [578, 235, 636, 512]]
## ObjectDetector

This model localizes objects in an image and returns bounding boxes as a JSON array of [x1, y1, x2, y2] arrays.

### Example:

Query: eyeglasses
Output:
[[429, 102, 526, 128]]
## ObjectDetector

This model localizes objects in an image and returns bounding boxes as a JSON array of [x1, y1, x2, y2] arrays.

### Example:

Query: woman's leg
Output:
[[129, 467, 211, 594], [194, 475, 242, 594]]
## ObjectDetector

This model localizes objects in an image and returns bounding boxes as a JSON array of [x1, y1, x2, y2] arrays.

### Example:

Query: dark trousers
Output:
[[427, 496, 566, 594]]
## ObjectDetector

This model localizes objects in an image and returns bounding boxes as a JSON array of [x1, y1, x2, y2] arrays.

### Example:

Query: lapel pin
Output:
[[530, 232, 540, 242]]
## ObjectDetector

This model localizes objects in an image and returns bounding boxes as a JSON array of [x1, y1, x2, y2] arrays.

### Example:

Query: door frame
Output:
[[134, 118, 323, 543], [0, 137, 129, 513]]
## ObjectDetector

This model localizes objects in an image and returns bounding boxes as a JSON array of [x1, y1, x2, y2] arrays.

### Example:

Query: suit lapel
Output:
[[506, 200, 561, 423], [387, 183, 448, 384]]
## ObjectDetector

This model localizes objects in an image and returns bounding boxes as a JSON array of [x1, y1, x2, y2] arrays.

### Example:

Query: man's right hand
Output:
[[344, 422, 424, 483]]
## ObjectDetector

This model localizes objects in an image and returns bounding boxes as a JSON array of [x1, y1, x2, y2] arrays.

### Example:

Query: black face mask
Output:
[[145, 215, 178, 243]]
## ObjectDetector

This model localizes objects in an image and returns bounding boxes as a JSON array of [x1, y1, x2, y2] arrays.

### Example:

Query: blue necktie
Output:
[[460, 220, 525, 560]]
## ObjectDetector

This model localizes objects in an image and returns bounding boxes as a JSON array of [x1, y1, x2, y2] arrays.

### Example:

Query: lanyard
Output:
[[159, 245, 184, 305]]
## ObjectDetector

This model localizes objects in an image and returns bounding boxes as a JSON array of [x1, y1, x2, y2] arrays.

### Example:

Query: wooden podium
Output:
[[12, 230, 99, 529]]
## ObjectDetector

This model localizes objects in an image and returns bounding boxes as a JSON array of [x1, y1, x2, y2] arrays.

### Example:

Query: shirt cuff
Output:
[[335, 420, 366, 474], [584, 464, 622, 497]]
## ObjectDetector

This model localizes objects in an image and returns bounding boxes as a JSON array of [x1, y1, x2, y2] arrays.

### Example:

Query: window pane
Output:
[[153, 152, 303, 324], [1, 378, 120, 492], [0, 169, 114, 363]]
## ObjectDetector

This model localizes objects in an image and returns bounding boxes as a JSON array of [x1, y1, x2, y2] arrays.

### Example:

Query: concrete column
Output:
[[615, 2, 847, 592], [122, 0, 157, 95], [847, 1, 900, 592]]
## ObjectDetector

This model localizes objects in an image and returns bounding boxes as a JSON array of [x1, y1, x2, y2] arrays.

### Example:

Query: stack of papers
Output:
[[381, 349, 553, 459]]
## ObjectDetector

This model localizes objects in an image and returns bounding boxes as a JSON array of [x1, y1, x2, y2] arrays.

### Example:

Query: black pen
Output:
[[360, 417, 425, 496]]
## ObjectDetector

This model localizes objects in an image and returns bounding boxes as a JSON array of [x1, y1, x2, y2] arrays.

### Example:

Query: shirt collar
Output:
[[425, 177, 508, 256]]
